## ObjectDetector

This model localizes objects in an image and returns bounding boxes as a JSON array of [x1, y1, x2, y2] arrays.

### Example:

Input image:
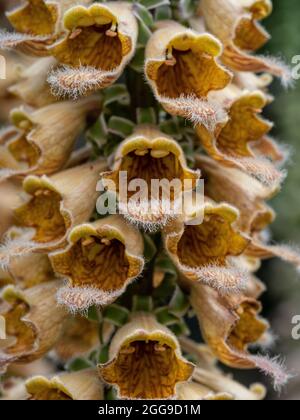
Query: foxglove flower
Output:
[[54, 316, 113, 362], [197, 156, 300, 270], [0, 253, 54, 289], [0, 96, 101, 180], [145, 21, 231, 127], [99, 313, 194, 400], [199, 0, 291, 86], [101, 125, 199, 230], [0, 180, 22, 239], [1, 0, 91, 54], [25, 369, 103, 400], [0, 280, 68, 373], [196, 86, 285, 186], [47, 2, 138, 98], [164, 198, 250, 293], [190, 282, 290, 390], [8, 57, 58, 107], [51, 215, 144, 311], [177, 367, 266, 400], [0, 160, 106, 267]]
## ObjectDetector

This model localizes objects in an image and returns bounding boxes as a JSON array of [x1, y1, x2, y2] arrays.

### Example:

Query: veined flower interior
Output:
[[110, 140, 194, 202], [101, 337, 193, 399], [233, 0, 272, 52], [14, 188, 69, 244], [7, 0, 58, 36], [52, 232, 130, 292], [4, 120, 40, 169], [150, 36, 230, 99], [52, 8, 129, 70], [227, 302, 267, 352], [28, 385, 72, 401], [177, 213, 247, 268], [213, 96, 270, 157], [0, 298, 35, 356]]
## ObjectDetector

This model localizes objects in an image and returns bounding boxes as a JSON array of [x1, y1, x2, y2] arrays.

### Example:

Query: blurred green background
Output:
[[259, 0, 300, 400]]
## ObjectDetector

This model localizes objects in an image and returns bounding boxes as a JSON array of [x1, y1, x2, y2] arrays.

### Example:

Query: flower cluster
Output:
[[0, 0, 299, 401]]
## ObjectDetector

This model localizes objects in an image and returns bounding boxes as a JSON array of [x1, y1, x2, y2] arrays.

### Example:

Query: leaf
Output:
[[103, 304, 130, 327], [155, 253, 177, 279], [155, 306, 179, 326], [155, 5, 173, 20], [137, 107, 157, 125], [169, 286, 190, 317], [66, 357, 94, 372], [103, 84, 130, 107], [178, 0, 197, 20], [85, 305, 100, 322], [160, 118, 183, 140], [98, 344, 110, 364], [129, 47, 145, 73], [86, 114, 108, 147], [108, 116, 135, 138], [137, 18, 152, 46], [106, 387, 118, 400], [143, 233, 157, 262], [139, 0, 170, 10], [133, 3, 154, 27], [132, 295, 154, 312], [169, 319, 191, 336]]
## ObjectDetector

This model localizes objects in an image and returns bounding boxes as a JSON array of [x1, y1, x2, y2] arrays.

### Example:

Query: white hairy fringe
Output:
[[259, 55, 294, 89], [232, 156, 287, 186], [0, 230, 37, 270], [56, 285, 122, 314], [161, 94, 227, 132], [0, 30, 47, 49], [119, 198, 181, 233], [181, 262, 249, 294], [250, 330, 278, 351], [249, 354, 292, 391], [47, 65, 117, 99], [0, 168, 17, 181], [264, 243, 300, 272]]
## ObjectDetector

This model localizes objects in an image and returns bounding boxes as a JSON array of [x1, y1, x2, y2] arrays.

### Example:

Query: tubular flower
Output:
[[233, 71, 273, 91], [0, 96, 101, 180], [178, 336, 265, 400], [54, 316, 113, 362], [177, 382, 233, 400], [51, 215, 144, 312], [197, 156, 300, 270], [196, 85, 285, 186], [199, 0, 291, 85], [0, 180, 22, 239], [0, 51, 33, 101], [101, 125, 199, 230], [0, 160, 106, 266], [0, 1, 92, 54], [197, 155, 276, 234], [98, 313, 194, 400], [177, 367, 266, 401], [145, 21, 232, 128], [0, 280, 68, 373], [164, 198, 250, 293], [25, 369, 103, 400], [0, 51, 32, 122], [47, 2, 138, 98], [0, 377, 28, 400], [190, 282, 290, 390], [8, 57, 58, 107], [0, 253, 54, 289]]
